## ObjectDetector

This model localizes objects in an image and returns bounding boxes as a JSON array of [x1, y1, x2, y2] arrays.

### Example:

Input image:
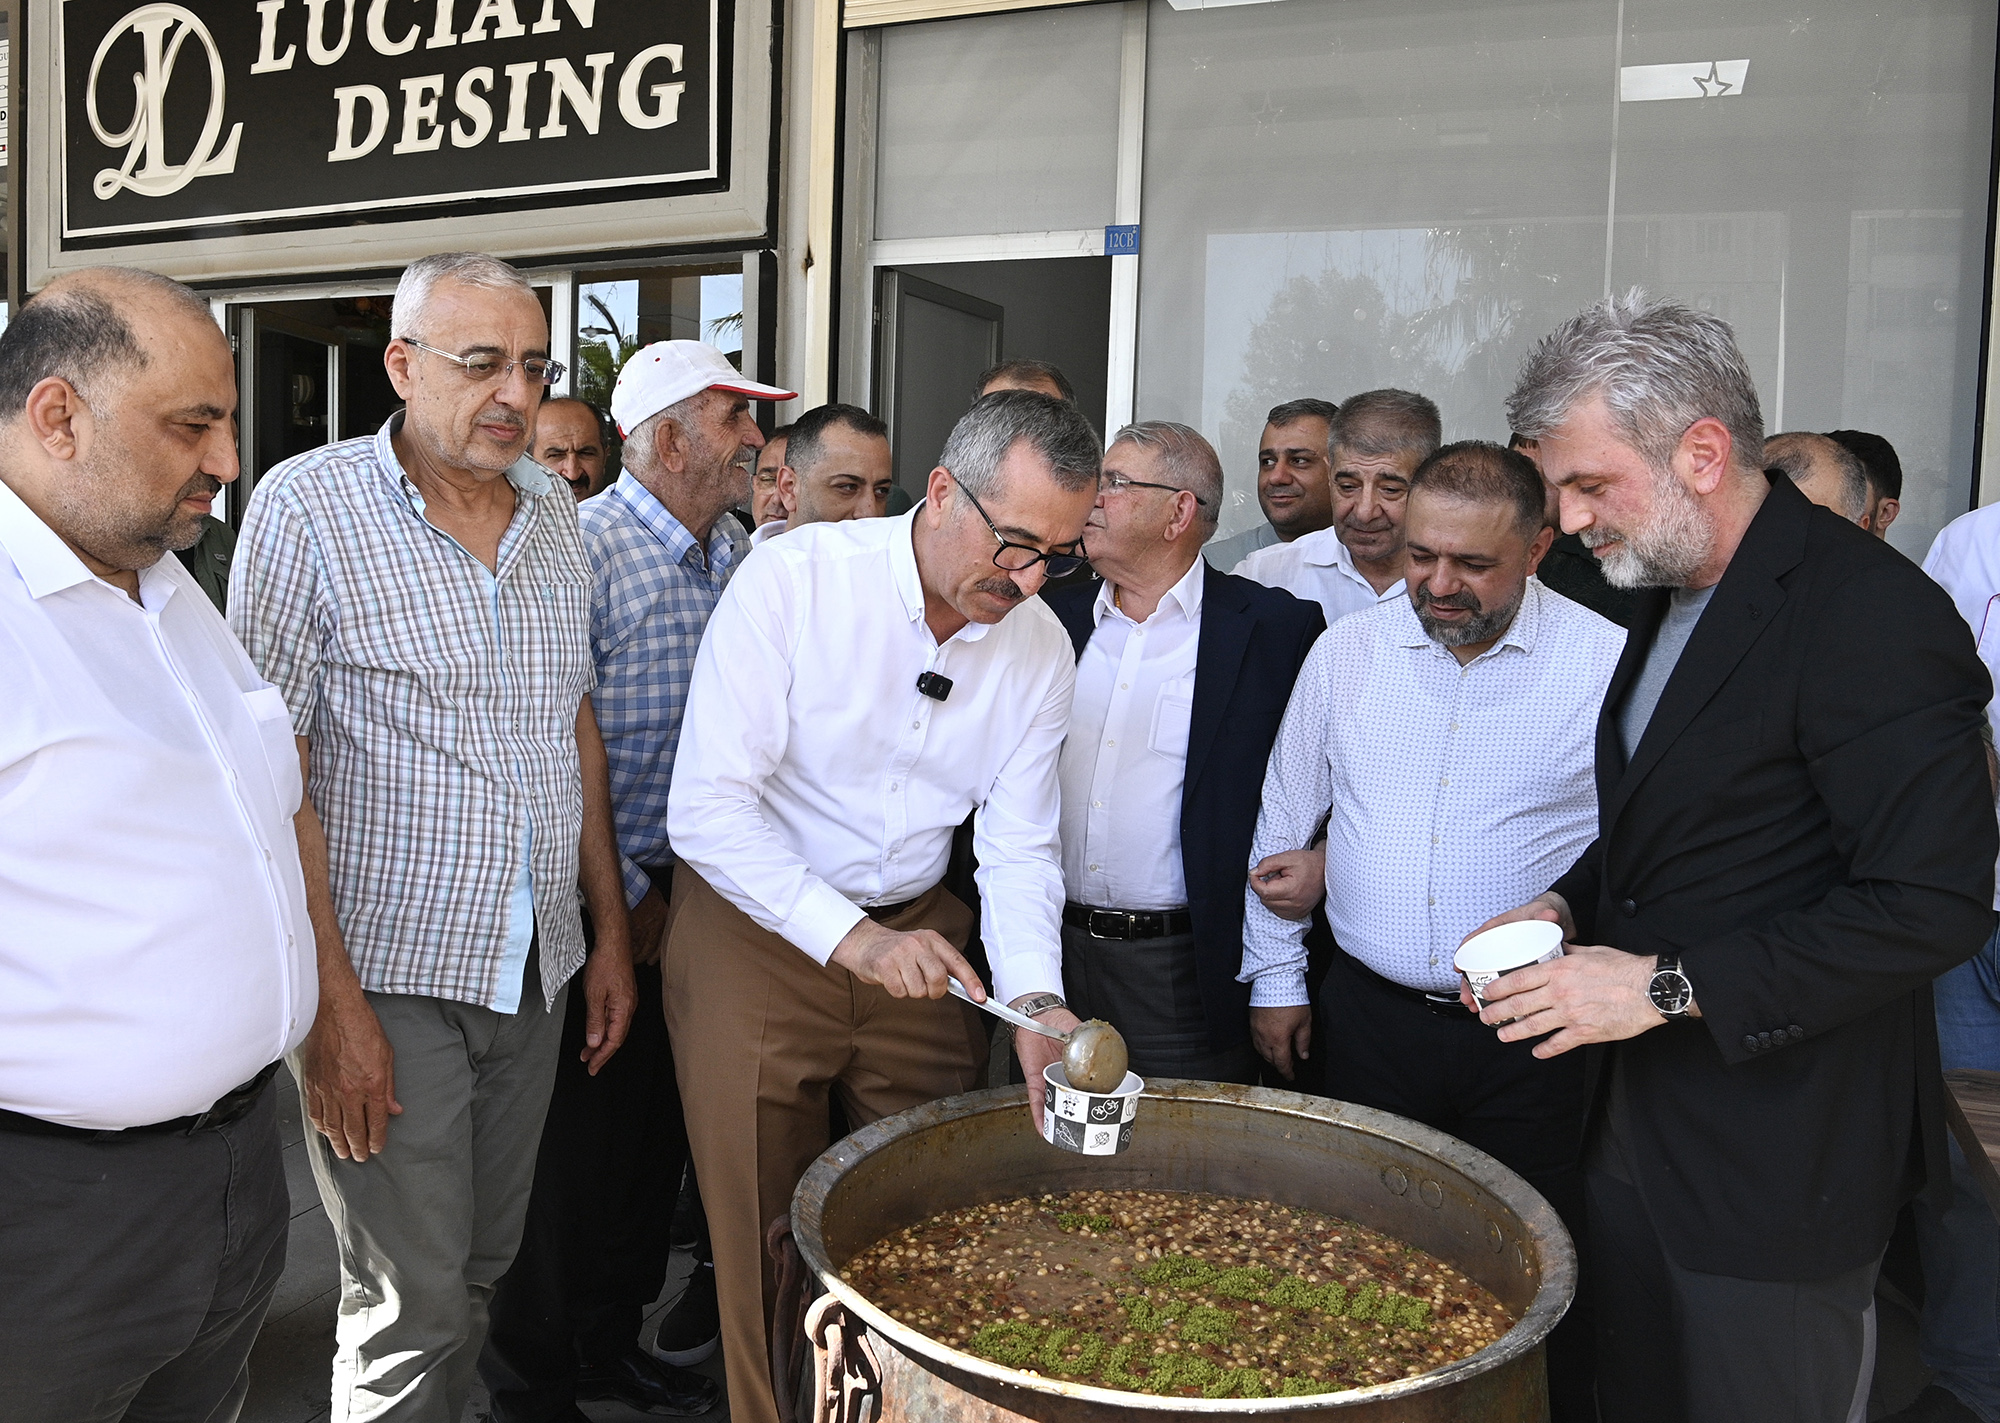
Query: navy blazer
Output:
[[1046, 562, 1325, 1050]]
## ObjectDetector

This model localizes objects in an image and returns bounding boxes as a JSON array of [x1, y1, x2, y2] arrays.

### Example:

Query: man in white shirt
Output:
[[1204, 397, 1338, 569], [666, 388, 1100, 1423], [1045, 424, 1323, 1083], [1242, 441, 1623, 1422], [1904, 510, 2000, 1423], [0, 269, 319, 1421], [749, 402, 895, 549], [1232, 388, 1440, 625]]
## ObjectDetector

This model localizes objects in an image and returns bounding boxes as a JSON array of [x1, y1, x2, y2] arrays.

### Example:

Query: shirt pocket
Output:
[[1149, 678, 1195, 761], [241, 685, 304, 815]]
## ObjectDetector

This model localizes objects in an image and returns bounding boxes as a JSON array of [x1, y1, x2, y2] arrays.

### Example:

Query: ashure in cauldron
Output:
[[790, 1081, 1575, 1423]]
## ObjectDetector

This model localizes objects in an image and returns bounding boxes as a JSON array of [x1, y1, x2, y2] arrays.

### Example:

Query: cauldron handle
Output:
[[806, 1293, 881, 1423]]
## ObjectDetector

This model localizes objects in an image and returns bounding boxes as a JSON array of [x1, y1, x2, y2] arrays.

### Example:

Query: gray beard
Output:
[[1585, 467, 1714, 589], [1414, 586, 1524, 649]]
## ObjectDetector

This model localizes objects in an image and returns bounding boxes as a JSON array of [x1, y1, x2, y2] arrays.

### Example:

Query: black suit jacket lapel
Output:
[[1601, 478, 1809, 834], [1186, 564, 1252, 803], [1049, 579, 1100, 661]]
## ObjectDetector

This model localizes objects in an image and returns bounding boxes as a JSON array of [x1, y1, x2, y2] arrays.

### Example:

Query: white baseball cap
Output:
[[609, 340, 795, 437]]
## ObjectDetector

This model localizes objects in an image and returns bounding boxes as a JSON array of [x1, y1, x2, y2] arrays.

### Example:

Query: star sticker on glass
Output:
[[1691, 61, 1735, 97], [1251, 94, 1285, 137]]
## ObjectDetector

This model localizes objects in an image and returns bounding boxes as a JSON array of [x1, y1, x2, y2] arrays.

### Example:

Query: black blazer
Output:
[[1552, 473, 1996, 1280], [1046, 564, 1325, 1051]]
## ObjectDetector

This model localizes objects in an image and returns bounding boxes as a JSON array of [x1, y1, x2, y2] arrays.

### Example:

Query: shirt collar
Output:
[[1093, 553, 1206, 626], [890, 508, 992, 643], [1395, 575, 1544, 660], [0, 477, 184, 609], [0, 478, 93, 599], [1298, 528, 1370, 582], [375, 409, 557, 508], [607, 471, 732, 569]]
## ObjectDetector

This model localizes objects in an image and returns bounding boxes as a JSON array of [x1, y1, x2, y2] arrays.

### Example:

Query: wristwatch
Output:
[[1010, 992, 1068, 1020], [1647, 955, 1695, 1018]]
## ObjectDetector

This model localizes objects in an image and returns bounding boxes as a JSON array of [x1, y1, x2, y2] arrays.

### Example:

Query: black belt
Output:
[[863, 890, 929, 924], [1341, 952, 1475, 1019], [1063, 903, 1193, 941], [0, 1061, 281, 1141]]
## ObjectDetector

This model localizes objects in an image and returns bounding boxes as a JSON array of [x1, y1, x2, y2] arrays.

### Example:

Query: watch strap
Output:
[[1010, 992, 1068, 1020]]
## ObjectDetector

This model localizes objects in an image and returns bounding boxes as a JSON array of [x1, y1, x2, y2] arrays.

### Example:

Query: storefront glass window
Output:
[[575, 266, 744, 411], [874, 6, 1122, 240], [1135, 0, 1997, 556]]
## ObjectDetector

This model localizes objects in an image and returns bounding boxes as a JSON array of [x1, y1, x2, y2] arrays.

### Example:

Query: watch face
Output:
[[1649, 970, 1693, 1015]]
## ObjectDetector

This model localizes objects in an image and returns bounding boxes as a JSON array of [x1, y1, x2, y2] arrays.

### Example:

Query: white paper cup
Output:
[[1041, 1063, 1143, 1156], [1455, 920, 1565, 1009]]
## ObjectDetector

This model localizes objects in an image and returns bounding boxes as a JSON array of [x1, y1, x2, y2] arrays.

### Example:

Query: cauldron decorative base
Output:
[[791, 1081, 1573, 1423]]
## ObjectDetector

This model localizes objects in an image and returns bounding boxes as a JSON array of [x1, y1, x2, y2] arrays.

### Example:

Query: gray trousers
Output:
[[0, 1085, 288, 1423], [304, 972, 569, 1423], [1059, 922, 1261, 1084], [1588, 1162, 1877, 1422]]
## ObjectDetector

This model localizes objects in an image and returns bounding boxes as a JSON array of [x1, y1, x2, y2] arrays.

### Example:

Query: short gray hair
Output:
[[392, 252, 537, 340], [1110, 420, 1223, 531], [1767, 431, 1868, 521], [619, 393, 703, 476], [938, 389, 1101, 499], [1507, 290, 1765, 474], [1331, 389, 1441, 463]]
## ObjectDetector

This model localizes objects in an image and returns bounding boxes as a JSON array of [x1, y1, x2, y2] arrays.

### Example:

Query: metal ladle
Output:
[[947, 979, 1130, 1092]]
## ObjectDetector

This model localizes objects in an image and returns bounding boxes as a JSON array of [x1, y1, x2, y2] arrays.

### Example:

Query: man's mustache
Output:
[[175, 473, 223, 504], [1414, 586, 1480, 614], [975, 576, 1024, 603]]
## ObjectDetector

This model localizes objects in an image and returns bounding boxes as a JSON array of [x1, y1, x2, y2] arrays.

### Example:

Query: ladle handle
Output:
[[947, 978, 1067, 1041]]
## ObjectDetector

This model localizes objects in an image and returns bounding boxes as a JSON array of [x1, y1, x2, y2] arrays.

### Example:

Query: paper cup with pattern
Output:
[[1041, 1063, 1143, 1156], [1455, 920, 1566, 1010]]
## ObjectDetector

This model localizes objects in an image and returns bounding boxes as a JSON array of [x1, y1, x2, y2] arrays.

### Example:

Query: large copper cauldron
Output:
[[790, 1081, 1574, 1423]]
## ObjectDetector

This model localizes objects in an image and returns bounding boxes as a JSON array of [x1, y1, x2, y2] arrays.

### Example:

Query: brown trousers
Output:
[[663, 871, 986, 1423]]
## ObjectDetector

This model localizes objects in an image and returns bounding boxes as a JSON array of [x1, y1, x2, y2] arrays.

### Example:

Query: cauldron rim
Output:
[[792, 1079, 1576, 1413]]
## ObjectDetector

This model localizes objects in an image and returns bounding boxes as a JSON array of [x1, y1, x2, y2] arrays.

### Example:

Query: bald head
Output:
[[1766, 431, 1868, 525], [0, 268, 216, 419], [0, 266, 237, 590]]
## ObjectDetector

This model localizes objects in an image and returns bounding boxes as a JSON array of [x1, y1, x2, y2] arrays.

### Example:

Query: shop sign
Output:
[[56, 0, 725, 241]]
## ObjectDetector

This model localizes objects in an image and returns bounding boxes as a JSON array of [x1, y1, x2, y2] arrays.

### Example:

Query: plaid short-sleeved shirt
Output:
[[231, 415, 596, 1010], [575, 473, 747, 908]]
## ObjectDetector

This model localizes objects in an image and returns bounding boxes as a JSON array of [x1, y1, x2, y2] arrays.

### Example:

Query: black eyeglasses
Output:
[[1099, 469, 1210, 505], [949, 471, 1089, 578], [403, 337, 567, 388]]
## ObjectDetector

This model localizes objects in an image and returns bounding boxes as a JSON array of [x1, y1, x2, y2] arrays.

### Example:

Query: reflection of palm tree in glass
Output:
[[1222, 269, 1444, 465], [1223, 224, 1592, 453], [576, 294, 642, 410]]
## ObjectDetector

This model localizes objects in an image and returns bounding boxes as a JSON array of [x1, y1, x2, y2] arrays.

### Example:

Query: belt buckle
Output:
[[1087, 909, 1136, 940]]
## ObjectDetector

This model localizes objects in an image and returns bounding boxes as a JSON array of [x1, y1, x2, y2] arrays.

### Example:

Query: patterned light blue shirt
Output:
[[231, 414, 596, 1012], [576, 472, 749, 907]]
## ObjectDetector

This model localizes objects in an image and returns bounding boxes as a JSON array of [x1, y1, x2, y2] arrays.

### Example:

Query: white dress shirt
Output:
[[0, 481, 317, 1129], [748, 519, 787, 549], [1923, 504, 2000, 909], [1240, 578, 1624, 1005], [1059, 558, 1204, 910], [1232, 525, 1404, 626], [668, 510, 1074, 1004]]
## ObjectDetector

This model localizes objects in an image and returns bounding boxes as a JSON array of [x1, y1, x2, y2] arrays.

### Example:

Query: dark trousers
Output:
[[1587, 1160, 1877, 1422], [1319, 952, 1595, 1422], [1060, 923, 1260, 1085], [0, 1083, 288, 1423], [479, 955, 688, 1422]]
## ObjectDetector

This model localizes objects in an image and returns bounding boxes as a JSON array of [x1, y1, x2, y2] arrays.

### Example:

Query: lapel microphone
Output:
[[916, 672, 954, 702]]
